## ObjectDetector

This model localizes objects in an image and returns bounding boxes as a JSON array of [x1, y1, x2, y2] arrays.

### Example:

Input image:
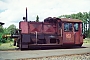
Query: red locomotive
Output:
[[3, 8, 84, 50]]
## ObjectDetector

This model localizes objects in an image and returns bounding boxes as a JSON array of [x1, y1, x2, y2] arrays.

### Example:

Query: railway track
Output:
[[0, 43, 90, 60]]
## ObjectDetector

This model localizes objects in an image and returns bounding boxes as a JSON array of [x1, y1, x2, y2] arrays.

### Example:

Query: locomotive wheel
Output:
[[78, 44, 82, 47], [76, 44, 82, 47]]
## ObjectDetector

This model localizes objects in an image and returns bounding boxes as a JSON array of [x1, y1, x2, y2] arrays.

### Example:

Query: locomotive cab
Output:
[[59, 18, 83, 47]]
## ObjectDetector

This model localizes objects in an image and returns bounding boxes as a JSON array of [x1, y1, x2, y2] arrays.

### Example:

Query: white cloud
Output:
[[0, 0, 90, 28]]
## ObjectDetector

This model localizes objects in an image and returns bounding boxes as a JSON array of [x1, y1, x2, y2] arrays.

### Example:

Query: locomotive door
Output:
[[63, 22, 74, 44], [74, 23, 83, 45]]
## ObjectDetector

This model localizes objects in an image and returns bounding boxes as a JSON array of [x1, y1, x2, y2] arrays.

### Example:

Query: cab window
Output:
[[64, 23, 72, 31], [74, 23, 79, 31]]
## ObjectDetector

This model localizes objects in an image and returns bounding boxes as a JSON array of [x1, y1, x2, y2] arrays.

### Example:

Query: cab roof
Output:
[[60, 18, 82, 23]]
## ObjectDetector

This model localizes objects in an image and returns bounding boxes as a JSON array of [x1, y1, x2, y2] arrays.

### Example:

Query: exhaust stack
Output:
[[26, 7, 27, 21], [23, 7, 28, 21]]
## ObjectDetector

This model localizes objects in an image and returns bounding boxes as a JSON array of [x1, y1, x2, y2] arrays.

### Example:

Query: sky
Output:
[[0, 0, 90, 28]]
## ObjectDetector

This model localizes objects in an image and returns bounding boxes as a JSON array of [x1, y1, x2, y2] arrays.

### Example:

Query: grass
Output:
[[0, 42, 17, 51], [83, 38, 90, 43]]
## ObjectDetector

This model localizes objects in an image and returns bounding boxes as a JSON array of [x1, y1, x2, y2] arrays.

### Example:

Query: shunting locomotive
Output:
[[3, 8, 84, 50]]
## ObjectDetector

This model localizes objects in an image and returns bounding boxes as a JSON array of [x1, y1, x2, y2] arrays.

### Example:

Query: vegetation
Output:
[[0, 42, 17, 50], [36, 15, 39, 22], [84, 38, 90, 43], [0, 24, 17, 45], [58, 11, 90, 38]]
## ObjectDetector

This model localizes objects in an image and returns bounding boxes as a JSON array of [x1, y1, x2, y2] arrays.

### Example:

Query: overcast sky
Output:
[[0, 0, 90, 28]]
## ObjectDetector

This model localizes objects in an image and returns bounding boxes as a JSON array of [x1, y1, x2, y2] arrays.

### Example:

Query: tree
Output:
[[0, 26, 6, 43], [36, 15, 39, 22], [0, 24, 17, 43], [0, 26, 4, 33], [7, 24, 16, 34], [88, 11, 90, 28]]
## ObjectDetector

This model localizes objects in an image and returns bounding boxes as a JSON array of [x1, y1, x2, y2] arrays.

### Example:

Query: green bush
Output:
[[0, 43, 1, 46], [0, 33, 10, 43], [86, 28, 90, 38], [0, 38, 6, 43]]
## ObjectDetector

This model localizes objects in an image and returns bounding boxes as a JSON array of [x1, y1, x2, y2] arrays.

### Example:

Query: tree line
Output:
[[58, 11, 90, 38]]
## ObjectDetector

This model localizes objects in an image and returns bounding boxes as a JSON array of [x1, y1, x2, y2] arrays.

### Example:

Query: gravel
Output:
[[18, 53, 90, 60]]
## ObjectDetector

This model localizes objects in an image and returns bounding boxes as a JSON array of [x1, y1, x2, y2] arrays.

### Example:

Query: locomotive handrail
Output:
[[61, 29, 62, 37], [35, 31, 37, 44]]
